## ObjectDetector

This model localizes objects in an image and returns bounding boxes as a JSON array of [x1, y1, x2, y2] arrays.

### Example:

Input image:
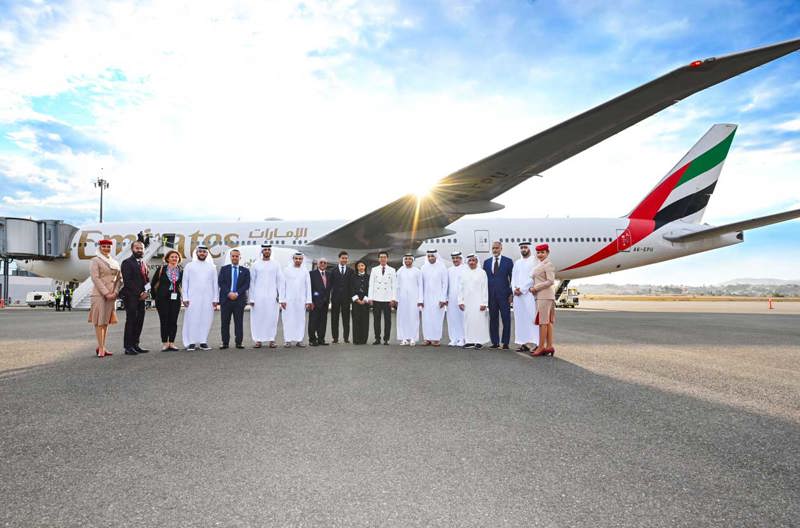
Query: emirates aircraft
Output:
[[19, 39, 800, 287]]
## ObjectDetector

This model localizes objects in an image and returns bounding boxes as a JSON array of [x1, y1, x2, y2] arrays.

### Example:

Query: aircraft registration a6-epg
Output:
[[19, 39, 800, 284]]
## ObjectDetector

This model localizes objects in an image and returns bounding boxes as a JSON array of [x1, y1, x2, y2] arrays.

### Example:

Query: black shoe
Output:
[[373, 339, 381, 345], [199, 343, 212, 351], [310, 341, 318, 347], [332, 339, 338, 344], [124, 347, 138, 355], [186, 344, 196, 351], [134, 345, 149, 353], [489, 344, 500, 349], [220, 344, 229, 349], [168, 345, 179, 351], [235, 344, 244, 349], [319, 341, 329, 346], [502, 344, 510, 350], [344, 339, 350, 343], [383, 340, 389, 345], [475, 344, 483, 349]]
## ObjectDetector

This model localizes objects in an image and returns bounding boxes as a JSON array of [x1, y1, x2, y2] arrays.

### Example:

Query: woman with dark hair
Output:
[[530, 244, 556, 356], [150, 249, 183, 351], [88, 239, 121, 357], [349, 260, 371, 345]]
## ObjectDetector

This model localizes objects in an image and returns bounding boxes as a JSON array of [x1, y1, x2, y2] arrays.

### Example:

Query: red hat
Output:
[[98, 239, 113, 246], [535, 243, 549, 252]]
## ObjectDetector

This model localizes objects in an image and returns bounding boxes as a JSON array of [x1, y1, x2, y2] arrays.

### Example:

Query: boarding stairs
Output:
[[72, 239, 165, 310]]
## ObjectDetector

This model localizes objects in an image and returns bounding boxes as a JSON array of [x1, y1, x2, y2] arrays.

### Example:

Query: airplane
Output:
[[17, 38, 800, 289]]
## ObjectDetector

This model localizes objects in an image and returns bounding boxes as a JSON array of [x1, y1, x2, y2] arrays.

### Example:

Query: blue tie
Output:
[[232, 266, 238, 293]]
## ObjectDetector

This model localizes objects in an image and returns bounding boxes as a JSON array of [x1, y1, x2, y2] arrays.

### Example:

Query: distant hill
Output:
[[719, 278, 800, 286]]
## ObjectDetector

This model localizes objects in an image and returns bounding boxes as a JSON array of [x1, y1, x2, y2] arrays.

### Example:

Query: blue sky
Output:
[[0, 0, 798, 284]]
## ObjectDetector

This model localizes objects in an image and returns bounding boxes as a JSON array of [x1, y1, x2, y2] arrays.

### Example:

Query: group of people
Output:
[[54, 287, 73, 311], [87, 238, 556, 357]]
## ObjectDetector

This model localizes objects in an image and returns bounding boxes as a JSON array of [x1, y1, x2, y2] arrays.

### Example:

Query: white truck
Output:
[[557, 287, 580, 308], [26, 291, 55, 308]]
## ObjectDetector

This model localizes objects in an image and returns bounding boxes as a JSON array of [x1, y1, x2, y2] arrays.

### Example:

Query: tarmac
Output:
[[1, 303, 798, 527]]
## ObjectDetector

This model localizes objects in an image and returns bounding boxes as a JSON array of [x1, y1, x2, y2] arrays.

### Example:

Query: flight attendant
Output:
[[88, 239, 121, 357], [530, 243, 556, 356], [349, 260, 371, 345]]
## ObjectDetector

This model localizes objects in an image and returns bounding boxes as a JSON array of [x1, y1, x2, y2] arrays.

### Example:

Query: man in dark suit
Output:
[[308, 257, 332, 346], [483, 240, 514, 349], [120, 240, 150, 355], [218, 249, 250, 349], [329, 251, 353, 343]]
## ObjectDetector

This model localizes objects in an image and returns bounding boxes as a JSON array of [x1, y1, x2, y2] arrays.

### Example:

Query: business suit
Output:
[[308, 268, 332, 344], [329, 264, 354, 342], [483, 255, 514, 346], [218, 264, 250, 347], [120, 255, 149, 350]]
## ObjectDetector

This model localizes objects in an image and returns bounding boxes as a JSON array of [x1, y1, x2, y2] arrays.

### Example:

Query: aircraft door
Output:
[[475, 230, 490, 253], [616, 228, 632, 252]]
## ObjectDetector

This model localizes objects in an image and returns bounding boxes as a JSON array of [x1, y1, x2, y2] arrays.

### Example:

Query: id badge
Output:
[[170, 293, 178, 300]]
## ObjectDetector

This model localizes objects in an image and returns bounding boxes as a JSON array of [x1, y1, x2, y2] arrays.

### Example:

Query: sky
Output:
[[0, 0, 799, 285]]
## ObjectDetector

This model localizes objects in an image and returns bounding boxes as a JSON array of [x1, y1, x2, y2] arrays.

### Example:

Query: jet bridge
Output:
[[0, 217, 78, 302]]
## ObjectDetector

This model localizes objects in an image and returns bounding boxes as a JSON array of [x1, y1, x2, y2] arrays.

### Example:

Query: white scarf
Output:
[[95, 250, 121, 271]]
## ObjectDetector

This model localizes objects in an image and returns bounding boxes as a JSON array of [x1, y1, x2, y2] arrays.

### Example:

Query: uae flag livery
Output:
[[564, 124, 736, 271]]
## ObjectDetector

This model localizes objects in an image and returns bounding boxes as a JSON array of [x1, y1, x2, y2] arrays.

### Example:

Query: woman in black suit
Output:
[[349, 260, 371, 345], [150, 249, 183, 351]]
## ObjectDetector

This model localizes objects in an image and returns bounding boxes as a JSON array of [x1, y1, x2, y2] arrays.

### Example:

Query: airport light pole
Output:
[[94, 173, 110, 223]]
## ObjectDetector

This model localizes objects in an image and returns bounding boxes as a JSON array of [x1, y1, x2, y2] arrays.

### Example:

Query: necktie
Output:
[[382, 266, 385, 276], [493, 257, 499, 274], [139, 260, 147, 279], [341, 265, 345, 275], [321, 271, 327, 288], [232, 266, 238, 293]]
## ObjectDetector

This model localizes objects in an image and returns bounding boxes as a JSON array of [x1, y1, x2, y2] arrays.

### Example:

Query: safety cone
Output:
[[768, 298, 774, 310], [0, 298, 5, 309]]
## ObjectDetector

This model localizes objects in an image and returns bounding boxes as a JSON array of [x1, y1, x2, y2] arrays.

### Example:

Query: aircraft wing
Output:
[[311, 38, 800, 251], [663, 208, 800, 243]]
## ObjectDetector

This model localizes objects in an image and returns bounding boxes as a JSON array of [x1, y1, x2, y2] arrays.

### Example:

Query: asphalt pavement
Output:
[[1, 306, 798, 527]]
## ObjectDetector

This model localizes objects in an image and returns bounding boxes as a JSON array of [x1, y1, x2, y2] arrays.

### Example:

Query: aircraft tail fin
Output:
[[627, 124, 736, 228]]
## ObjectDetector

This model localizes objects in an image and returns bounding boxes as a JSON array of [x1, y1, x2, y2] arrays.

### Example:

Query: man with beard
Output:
[[420, 249, 448, 347], [281, 252, 312, 347], [250, 243, 284, 349], [446, 252, 466, 347], [511, 241, 538, 352], [120, 240, 150, 355], [182, 245, 219, 351]]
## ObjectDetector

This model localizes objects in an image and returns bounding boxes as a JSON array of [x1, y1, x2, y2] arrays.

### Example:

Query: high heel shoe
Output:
[[103, 348, 112, 356], [530, 347, 547, 357], [544, 347, 555, 356], [96, 347, 105, 358]]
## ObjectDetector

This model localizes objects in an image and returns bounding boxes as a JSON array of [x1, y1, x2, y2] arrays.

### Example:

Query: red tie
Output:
[[321, 272, 327, 288], [140, 260, 148, 279]]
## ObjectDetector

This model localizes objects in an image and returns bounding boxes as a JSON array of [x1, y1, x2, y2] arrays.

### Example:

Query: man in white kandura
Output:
[[396, 253, 423, 346], [511, 241, 539, 352], [459, 254, 490, 349], [446, 251, 466, 347], [249, 243, 284, 349], [281, 252, 312, 347], [420, 249, 448, 347], [182, 245, 219, 351]]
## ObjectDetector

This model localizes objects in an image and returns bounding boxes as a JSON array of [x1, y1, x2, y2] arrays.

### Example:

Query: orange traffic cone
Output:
[[0, 298, 5, 309], [768, 298, 774, 310]]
